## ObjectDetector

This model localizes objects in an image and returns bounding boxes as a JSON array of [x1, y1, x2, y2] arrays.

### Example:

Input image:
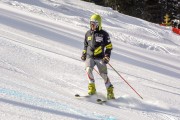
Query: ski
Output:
[[96, 98, 107, 104], [97, 98, 116, 104], [75, 94, 111, 104], [75, 94, 93, 98]]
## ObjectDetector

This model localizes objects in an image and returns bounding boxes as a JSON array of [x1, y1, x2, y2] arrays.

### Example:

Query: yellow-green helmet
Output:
[[90, 14, 102, 31]]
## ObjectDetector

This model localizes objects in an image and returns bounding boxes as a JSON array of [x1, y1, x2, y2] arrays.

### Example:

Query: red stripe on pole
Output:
[[108, 63, 143, 99]]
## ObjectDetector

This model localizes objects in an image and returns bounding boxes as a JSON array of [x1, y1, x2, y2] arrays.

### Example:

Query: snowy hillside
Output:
[[0, 0, 180, 120]]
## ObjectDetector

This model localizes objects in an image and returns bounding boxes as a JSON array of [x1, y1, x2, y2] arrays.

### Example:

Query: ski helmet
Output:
[[90, 14, 102, 31]]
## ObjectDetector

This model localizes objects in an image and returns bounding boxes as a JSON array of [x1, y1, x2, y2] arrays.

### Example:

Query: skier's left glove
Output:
[[81, 54, 86, 61], [102, 54, 110, 64], [81, 50, 86, 61]]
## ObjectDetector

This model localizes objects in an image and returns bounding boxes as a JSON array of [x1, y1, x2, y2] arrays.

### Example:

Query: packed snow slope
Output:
[[0, 0, 180, 120]]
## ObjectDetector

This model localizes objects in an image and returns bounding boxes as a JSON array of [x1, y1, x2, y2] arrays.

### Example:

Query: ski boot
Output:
[[88, 83, 96, 95], [107, 85, 115, 100]]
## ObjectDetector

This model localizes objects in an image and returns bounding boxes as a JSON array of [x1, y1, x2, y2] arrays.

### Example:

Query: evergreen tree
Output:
[[159, 0, 179, 21], [144, 0, 162, 23], [81, 0, 179, 23], [162, 13, 172, 25]]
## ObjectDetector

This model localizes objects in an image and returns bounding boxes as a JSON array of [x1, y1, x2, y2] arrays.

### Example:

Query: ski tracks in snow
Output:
[[0, 1, 180, 120]]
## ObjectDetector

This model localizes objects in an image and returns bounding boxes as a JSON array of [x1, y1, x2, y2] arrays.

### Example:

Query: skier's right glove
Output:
[[81, 50, 86, 61], [102, 54, 110, 64], [81, 54, 86, 61]]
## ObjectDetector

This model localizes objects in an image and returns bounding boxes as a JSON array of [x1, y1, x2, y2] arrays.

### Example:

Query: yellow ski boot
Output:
[[107, 85, 115, 100], [88, 83, 96, 95]]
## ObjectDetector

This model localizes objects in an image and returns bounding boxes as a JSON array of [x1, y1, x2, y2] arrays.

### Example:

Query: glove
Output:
[[102, 55, 110, 64], [81, 54, 86, 61]]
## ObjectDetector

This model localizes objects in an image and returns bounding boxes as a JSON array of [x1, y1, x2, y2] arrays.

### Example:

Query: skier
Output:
[[81, 14, 115, 100]]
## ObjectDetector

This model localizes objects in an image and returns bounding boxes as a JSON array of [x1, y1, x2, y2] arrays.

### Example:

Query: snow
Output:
[[0, 0, 180, 120]]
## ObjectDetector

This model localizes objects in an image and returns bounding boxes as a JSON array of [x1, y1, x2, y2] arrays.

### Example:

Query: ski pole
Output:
[[94, 68, 100, 75], [108, 63, 143, 99], [94, 68, 109, 82], [94, 68, 106, 80]]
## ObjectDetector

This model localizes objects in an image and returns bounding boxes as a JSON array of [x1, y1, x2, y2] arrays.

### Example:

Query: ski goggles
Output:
[[90, 20, 99, 27]]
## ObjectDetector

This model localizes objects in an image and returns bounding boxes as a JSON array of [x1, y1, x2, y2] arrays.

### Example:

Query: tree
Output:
[[144, 0, 162, 23], [162, 13, 171, 25], [159, 0, 179, 21], [81, 0, 179, 23]]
